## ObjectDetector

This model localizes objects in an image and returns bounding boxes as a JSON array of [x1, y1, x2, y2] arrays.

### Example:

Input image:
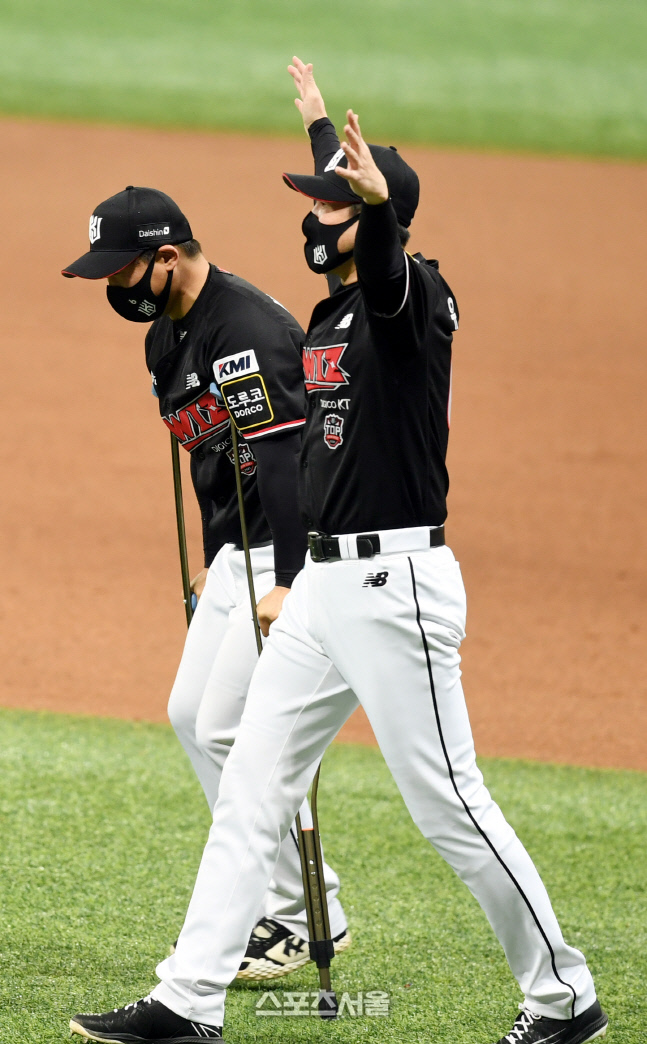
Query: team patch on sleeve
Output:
[[213, 349, 259, 384], [222, 373, 274, 431]]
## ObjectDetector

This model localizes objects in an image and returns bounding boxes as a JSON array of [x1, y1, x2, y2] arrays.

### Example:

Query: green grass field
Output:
[[1, 707, 645, 1043], [0, 0, 645, 157]]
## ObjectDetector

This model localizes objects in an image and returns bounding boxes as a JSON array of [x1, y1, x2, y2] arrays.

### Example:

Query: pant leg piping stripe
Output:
[[407, 557, 577, 1019]]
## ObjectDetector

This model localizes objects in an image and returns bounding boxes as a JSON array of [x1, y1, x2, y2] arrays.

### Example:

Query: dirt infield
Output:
[[1, 117, 645, 771]]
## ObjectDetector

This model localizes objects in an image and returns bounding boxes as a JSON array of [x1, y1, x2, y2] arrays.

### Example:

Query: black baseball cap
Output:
[[62, 186, 193, 279], [283, 144, 420, 227]]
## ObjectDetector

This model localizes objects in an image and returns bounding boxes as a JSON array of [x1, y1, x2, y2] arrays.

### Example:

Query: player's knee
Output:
[[194, 713, 235, 761], [167, 686, 197, 737]]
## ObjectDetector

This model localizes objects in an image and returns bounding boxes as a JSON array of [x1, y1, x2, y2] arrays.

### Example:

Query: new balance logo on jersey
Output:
[[448, 297, 459, 330], [214, 349, 259, 384], [313, 244, 327, 266], [363, 572, 389, 587], [89, 215, 102, 244], [186, 372, 200, 389], [335, 313, 353, 330], [303, 344, 349, 392]]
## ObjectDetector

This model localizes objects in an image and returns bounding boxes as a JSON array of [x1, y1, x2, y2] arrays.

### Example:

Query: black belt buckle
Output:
[[308, 532, 326, 562]]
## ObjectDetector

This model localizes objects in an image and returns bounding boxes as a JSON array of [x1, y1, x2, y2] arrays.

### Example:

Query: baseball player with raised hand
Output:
[[69, 63, 608, 1044], [61, 185, 349, 985]]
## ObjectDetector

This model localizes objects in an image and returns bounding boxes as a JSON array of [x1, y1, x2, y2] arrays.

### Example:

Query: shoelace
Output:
[[504, 1009, 542, 1042], [251, 917, 278, 940], [117, 995, 153, 1013]]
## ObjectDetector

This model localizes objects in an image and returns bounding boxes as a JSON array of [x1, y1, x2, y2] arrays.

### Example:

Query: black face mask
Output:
[[302, 211, 359, 274], [106, 253, 173, 322]]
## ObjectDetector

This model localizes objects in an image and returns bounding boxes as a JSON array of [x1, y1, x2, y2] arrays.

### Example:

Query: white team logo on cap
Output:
[[89, 215, 102, 244], [324, 149, 345, 173]]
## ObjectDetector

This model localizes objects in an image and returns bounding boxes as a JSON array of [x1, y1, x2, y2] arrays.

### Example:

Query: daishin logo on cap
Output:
[[137, 223, 171, 238], [89, 215, 102, 244]]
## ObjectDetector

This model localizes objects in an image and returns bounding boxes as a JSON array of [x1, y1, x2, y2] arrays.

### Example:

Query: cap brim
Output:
[[283, 172, 360, 205], [61, 248, 146, 280]]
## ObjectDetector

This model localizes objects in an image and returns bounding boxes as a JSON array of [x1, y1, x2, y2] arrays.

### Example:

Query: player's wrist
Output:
[[306, 114, 330, 135], [361, 191, 389, 207]]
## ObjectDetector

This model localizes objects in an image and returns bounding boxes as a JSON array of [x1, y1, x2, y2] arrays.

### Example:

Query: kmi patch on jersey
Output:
[[303, 344, 349, 393], [214, 349, 259, 385]]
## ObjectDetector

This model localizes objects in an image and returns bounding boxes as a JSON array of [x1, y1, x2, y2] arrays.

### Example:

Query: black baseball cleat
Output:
[[493, 999, 608, 1044], [69, 995, 222, 1042], [235, 916, 351, 980]]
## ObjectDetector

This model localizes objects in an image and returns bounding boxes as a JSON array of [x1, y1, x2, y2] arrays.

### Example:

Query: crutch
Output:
[[229, 421, 338, 1019], [170, 433, 194, 627]]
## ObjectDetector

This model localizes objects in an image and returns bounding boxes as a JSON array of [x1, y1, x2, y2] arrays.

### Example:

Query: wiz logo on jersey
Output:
[[163, 389, 230, 451], [303, 344, 349, 393]]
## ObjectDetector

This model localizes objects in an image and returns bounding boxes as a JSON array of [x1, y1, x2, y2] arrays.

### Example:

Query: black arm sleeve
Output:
[[354, 198, 409, 317], [253, 431, 308, 588], [308, 116, 343, 172]]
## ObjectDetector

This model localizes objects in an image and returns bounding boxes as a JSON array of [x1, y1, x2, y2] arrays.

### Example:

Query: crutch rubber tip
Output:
[[318, 990, 338, 1019]]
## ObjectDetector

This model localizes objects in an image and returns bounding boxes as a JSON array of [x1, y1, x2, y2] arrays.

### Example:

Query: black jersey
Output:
[[145, 265, 306, 564], [299, 202, 458, 536]]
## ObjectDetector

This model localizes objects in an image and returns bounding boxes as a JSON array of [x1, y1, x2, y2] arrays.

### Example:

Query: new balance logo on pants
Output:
[[363, 572, 389, 587]]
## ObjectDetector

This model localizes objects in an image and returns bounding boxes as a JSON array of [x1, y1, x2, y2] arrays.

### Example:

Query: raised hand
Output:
[[287, 56, 327, 132], [335, 110, 389, 206]]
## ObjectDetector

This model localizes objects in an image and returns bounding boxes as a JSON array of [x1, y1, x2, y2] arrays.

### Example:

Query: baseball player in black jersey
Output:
[[69, 65, 608, 1044], [62, 186, 349, 984]]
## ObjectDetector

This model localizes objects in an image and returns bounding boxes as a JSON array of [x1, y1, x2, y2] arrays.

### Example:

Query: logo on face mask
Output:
[[313, 244, 328, 266], [89, 215, 102, 244], [106, 253, 174, 323]]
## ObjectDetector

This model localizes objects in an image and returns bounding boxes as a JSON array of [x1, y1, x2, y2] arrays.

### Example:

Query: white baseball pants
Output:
[[155, 540, 596, 1027], [166, 541, 346, 939]]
